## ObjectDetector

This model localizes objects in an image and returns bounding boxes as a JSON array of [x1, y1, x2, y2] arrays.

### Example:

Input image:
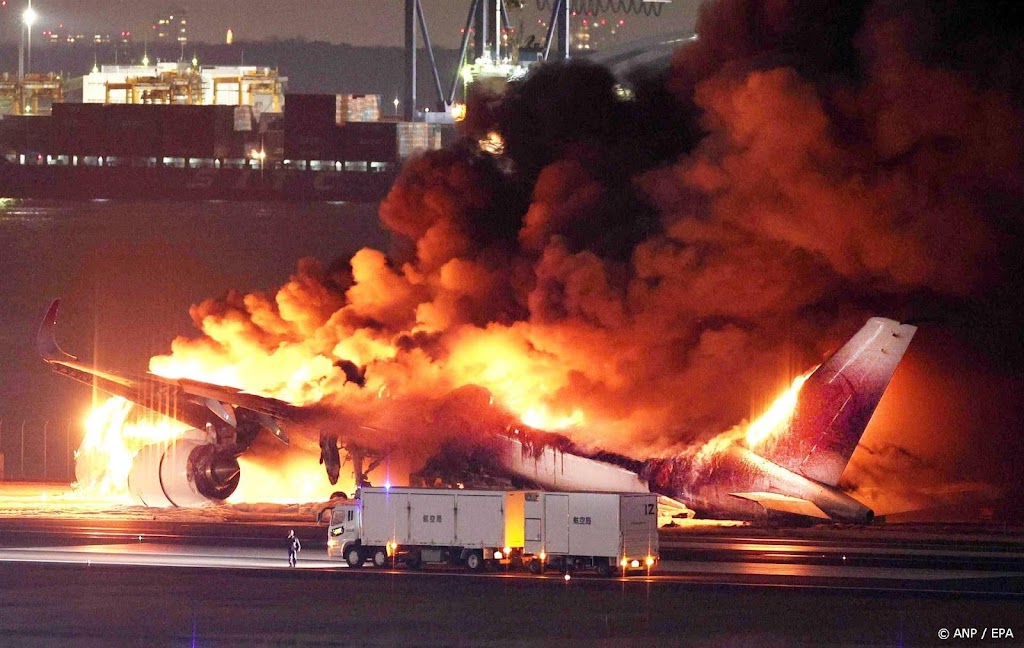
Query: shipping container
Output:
[[336, 94, 381, 123], [283, 93, 337, 135], [334, 121, 398, 161]]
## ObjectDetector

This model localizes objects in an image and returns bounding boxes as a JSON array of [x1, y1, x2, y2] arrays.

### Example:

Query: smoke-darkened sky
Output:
[[0, 0, 699, 47]]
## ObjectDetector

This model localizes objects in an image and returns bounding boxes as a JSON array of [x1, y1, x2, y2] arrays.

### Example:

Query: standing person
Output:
[[288, 529, 301, 567]]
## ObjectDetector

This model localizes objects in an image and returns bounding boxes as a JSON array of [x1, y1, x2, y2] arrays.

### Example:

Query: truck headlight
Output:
[[494, 551, 503, 560]]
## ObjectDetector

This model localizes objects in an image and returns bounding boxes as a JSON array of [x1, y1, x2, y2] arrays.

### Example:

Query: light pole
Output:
[[21, 4, 38, 79]]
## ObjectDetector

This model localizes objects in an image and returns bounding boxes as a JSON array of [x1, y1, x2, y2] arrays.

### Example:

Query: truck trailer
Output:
[[523, 491, 659, 576], [326, 486, 525, 570]]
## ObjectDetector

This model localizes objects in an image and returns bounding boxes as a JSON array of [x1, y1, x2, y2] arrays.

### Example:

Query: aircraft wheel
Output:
[[345, 546, 364, 568], [372, 548, 388, 568]]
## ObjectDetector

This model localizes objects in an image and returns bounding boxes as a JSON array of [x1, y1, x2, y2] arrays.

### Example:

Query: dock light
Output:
[[645, 556, 655, 567], [539, 552, 546, 560], [620, 558, 628, 568], [20, 5, 39, 79], [630, 559, 640, 568], [494, 551, 503, 560]]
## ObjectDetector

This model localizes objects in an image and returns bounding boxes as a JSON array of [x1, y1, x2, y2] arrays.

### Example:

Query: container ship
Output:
[[0, 64, 452, 203]]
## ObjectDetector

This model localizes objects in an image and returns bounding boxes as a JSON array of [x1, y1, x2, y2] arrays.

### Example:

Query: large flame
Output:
[[744, 371, 812, 448], [74, 396, 347, 505], [74, 396, 186, 499], [685, 371, 813, 467]]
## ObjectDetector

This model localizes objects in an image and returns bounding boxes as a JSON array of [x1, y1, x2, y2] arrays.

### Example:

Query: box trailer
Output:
[[326, 486, 525, 570], [523, 491, 659, 576]]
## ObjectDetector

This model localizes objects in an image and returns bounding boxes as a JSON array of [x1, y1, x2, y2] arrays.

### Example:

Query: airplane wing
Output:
[[37, 299, 292, 445], [729, 491, 831, 520]]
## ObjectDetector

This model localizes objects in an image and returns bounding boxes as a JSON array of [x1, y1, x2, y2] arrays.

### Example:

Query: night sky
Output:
[[0, 0, 699, 47]]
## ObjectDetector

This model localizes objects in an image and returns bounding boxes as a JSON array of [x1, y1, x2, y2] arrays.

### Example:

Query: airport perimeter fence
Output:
[[0, 418, 78, 483]]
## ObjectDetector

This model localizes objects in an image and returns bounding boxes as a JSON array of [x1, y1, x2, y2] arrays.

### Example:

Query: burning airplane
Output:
[[32, 0, 1024, 521], [39, 299, 913, 522]]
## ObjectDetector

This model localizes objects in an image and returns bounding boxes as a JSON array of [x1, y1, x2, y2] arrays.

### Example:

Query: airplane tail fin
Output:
[[758, 317, 917, 487]]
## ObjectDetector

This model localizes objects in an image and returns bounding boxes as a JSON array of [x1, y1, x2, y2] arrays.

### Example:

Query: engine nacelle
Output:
[[127, 430, 241, 507]]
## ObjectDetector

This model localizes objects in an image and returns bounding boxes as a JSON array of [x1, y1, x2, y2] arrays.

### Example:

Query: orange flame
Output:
[[231, 457, 350, 504], [688, 370, 813, 465], [744, 371, 811, 447], [74, 396, 186, 499], [75, 396, 344, 504]]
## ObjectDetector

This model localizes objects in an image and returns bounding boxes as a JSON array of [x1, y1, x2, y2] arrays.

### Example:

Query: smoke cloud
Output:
[[150, 0, 1024, 513]]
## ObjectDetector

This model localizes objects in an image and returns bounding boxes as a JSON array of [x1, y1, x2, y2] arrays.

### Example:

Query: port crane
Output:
[[401, 0, 669, 120]]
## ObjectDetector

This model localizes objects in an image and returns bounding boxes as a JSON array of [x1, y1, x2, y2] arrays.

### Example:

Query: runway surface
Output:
[[0, 485, 1022, 646], [1, 513, 1022, 646]]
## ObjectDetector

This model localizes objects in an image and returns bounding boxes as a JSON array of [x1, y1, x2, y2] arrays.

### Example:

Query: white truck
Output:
[[326, 486, 526, 571], [522, 491, 659, 576]]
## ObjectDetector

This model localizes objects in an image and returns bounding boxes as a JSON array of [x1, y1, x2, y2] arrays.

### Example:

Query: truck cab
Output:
[[326, 503, 360, 561]]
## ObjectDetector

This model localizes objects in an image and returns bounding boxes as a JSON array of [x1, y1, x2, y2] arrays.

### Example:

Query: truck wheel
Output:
[[465, 551, 484, 572], [372, 549, 388, 568], [528, 559, 542, 575], [406, 551, 422, 569], [345, 547, 364, 568], [595, 559, 613, 578]]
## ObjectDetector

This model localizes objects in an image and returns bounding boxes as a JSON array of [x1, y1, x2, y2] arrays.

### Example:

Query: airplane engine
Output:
[[127, 431, 241, 507]]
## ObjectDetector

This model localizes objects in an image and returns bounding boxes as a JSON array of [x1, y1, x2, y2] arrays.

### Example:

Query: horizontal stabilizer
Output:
[[657, 495, 695, 525], [730, 491, 831, 520]]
